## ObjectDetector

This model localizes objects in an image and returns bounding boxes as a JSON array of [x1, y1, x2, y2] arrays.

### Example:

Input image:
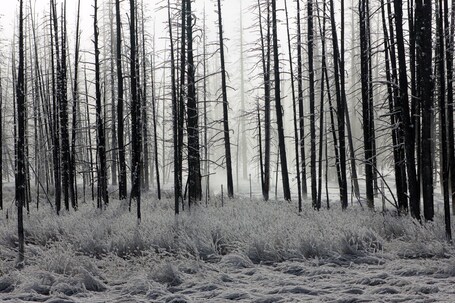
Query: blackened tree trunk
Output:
[[359, 0, 374, 208], [408, 1, 419, 198], [186, 0, 202, 206], [203, 5, 210, 204], [307, 0, 317, 208], [329, 0, 348, 208], [168, 0, 181, 214], [381, 0, 408, 212], [271, 0, 291, 201], [444, 0, 455, 214], [316, 0, 329, 208], [437, 0, 452, 240], [257, 0, 271, 201], [109, 1, 118, 188], [178, 0, 186, 210], [70, 0, 81, 210], [140, 5, 150, 192], [16, 0, 25, 266], [94, 0, 108, 207], [50, 0, 61, 214], [150, 54, 161, 199], [388, 0, 408, 212], [130, 0, 142, 219], [296, 0, 307, 198], [417, 0, 434, 221], [284, 0, 302, 211], [59, 3, 71, 211], [393, 0, 420, 218], [84, 69, 95, 201], [0, 72, 2, 210], [217, 0, 234, 198], [115, 0, 127, 201]]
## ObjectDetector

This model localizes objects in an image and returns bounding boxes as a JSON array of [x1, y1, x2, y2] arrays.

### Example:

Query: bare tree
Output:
[[186, 0, 202, 206], [15, 0, 26, 266], [393, 0, 420, 218], [130, 0, 142, 219], [217, 0, 234, 198], [94, 0, 108, 207], [271, 0, 291, 201], [116, 0, 127, 201]]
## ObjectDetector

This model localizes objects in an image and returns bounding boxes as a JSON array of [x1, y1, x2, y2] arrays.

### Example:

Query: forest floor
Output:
[[0, 190, 454, 302]]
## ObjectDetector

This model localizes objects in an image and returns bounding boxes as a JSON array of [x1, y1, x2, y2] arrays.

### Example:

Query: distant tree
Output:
[[150, 53, 161, 200], [140, 3, 150, 192], [239, 2, 248, 183], [84, 69, 95, 201]]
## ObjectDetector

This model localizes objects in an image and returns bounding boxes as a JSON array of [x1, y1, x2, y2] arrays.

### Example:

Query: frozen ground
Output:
[[0, 193, 454, 302]]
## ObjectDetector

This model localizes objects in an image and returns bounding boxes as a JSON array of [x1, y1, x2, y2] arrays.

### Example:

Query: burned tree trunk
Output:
[[217, 0, 234, 199], [271, 0, 291, 201]]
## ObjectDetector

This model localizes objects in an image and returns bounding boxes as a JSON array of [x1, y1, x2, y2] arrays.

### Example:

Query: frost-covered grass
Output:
[[0, 194, 454, 302], [0, 194, 453, 264]]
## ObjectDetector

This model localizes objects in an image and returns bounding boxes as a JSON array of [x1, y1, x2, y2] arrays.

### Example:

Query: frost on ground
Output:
[[0, 194, 454, 302]]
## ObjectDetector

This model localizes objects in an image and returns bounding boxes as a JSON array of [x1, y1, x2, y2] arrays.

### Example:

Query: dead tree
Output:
[[271, 0, 291, 201], [216, 0, 234, 198]]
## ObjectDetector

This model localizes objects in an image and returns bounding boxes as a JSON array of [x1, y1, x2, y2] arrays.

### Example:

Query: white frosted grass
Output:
[[0, 195, 454, 302], [0, 196, 453, 263]]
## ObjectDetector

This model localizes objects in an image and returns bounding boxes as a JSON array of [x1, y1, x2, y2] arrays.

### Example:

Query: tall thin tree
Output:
[[186, 0, 202, 205], [130, 0, 142, 219], [296, 0, 307, 198], [70, 0, 81, 210], [16, 0, 26, 266], [329, 0, 348, 207], [168, 0, 181, 214], [115, 0, 127, 200], [359, 0, 374, 208], [437, 0, 451, 240], [307, 0, 317, 208], [257, 0, 271, 201], [217, 0, 234, 198], [284, 0, 302, 211], [94, 0, 108, 207], [393, 0, 420, 218], [271, 0, 291, 201]]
